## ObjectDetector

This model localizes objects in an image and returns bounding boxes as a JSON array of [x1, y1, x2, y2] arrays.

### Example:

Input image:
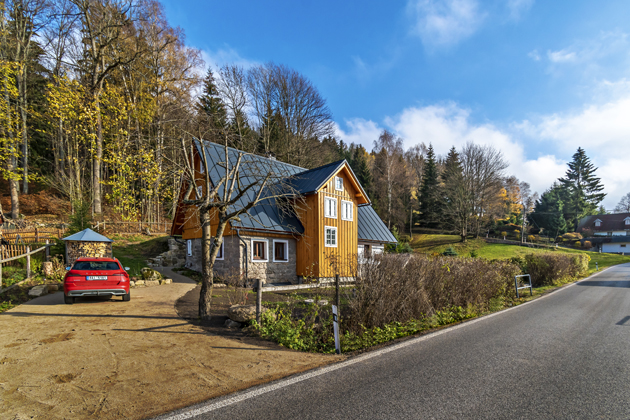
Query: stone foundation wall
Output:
[[185, 234, 298, 283]]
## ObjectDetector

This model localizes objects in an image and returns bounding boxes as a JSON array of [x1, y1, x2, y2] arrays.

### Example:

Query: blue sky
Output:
[[162, 0, 630, 208]]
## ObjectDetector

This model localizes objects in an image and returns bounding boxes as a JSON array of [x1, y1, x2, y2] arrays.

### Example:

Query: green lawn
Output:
[[111, 234, 169, 277], [410, 234, 630, 275]]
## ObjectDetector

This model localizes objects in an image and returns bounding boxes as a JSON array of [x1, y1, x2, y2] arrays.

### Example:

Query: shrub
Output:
[[574, 241, 582, 248], [442, 247, 458, 256], [560, 232, 582, 242], [346, 254, 521, 331], [524, 253, 589, 287], [583, 240, 592, 249], [470, 250, 478, 258], [527, 235, 536, 242], [500, 231, 507, 239]]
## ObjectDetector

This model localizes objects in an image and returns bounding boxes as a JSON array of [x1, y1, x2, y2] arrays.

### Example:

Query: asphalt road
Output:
[[159, 264, 630, 420]]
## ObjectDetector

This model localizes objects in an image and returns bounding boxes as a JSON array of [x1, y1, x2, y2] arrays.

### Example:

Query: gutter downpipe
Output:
[[236, 229, 248, 279]]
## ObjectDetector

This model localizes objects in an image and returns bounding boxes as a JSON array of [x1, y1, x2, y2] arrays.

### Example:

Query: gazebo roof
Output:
[[62, 228, 113, 243]]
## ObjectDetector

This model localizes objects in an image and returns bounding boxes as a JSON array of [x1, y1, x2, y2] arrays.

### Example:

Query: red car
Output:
[[63, 257, 131, 304]]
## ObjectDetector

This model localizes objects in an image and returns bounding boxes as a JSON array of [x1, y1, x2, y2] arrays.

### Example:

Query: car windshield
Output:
[[73, 261, 120, 271]]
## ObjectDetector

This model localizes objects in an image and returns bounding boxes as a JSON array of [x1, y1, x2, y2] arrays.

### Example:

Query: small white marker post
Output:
[[332, 305, 341, 354]]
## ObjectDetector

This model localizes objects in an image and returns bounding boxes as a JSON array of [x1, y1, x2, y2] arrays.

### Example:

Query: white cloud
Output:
[[407, 0, 485, 47], [201, 46, 260, 72], [519, 94, 630, 207], [547, 49, 577, 63], [528, 49, 541, 61], [334, 119, 383, 148], [506, 0, 534, 21]]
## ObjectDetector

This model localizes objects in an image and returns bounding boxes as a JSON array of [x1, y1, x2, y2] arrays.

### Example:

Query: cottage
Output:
[[577, 213, 630, 253], [171, 141, 396, 283]]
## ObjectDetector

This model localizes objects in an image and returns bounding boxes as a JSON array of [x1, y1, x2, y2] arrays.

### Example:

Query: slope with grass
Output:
[[410, 234, 630, 274]]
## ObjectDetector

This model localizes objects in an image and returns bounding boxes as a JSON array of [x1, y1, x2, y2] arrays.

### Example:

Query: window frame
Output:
[[214, 240, 224, 261], [324, 196, 338, 219], [341, 200, 354, 221], [625, 218, 630, 226], [187, 239, 192, 256], [250, 238, 269, 262], [272, 239, 289, 263], [324, 226, 338, 248], [199, 159, 204, 173], [335, 176, 343, 191]]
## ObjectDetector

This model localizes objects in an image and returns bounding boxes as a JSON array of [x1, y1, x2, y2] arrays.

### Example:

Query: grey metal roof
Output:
[[288, 160, 346, 194], [62, 228, 113, 242], [194, 140, 392, 241], [196, 141, 305, 234], [357, 205, 397, 243]]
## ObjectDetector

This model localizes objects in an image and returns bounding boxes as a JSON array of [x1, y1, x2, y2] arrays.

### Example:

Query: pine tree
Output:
[[197, 69, 227, 133], [419, 144, 440, 228], [442, 146, 469, 240], [351, 145, 372, 195], [558, 147, 606, 231]]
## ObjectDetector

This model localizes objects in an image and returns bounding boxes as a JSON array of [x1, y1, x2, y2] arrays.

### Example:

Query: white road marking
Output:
[[158, 266, 617, 420]]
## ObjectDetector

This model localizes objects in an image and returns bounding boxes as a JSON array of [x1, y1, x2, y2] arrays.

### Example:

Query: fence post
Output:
[[26, 246, 31, 279], [335, 274, 340, 309], [35, 227, 39, 243], [0, 256, 3, 289], [256, 279, 263, 324], [45, 239, 50, 260]]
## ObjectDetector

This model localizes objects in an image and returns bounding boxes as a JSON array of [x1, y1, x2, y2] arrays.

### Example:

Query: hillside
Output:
[[410, 234, 630, 274]]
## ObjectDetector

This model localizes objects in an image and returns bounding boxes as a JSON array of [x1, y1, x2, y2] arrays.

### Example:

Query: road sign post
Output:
[[332, 305, 341, 354]]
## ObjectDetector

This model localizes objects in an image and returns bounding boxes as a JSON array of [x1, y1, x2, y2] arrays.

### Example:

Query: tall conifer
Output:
[[419, 144, 440, 228]]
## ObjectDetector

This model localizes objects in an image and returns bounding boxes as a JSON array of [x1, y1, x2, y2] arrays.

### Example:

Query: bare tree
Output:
[[372, 130, 405, 229], [178, 137, 304, 321], [614, 192, 630, 214], [404, 143, 427, 237], [460, 143, 508, 237], [517, 181, 538, 243], [71, 0, 144, 216]]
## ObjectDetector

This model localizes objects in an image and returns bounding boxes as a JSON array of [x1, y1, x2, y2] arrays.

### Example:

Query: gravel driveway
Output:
[[0, 274, 338, 419]]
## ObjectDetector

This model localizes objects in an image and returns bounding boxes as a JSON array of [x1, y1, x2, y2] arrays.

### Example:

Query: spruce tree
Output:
[[558, 147, 606, 231], [442, 146, 469, 240], [197, 69, 227, 132], [419, 144, 440, 228], [351, 145, 372, 195]]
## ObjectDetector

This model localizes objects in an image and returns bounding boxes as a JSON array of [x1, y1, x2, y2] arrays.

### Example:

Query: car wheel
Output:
[[64, 295, 74, 304], [122, 292, 131, 302]]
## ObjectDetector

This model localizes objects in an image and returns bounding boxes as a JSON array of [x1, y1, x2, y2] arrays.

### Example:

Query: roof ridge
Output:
[[293, 159, 346, 176], [198, 139, 307, 171]]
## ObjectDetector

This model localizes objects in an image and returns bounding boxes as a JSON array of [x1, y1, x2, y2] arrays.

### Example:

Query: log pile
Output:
[[66, 241, 112, 265]]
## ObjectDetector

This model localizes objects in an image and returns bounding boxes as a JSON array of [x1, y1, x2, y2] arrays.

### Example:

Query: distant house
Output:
[[577, 213, 630, 253], [171, 141, 397, 283]]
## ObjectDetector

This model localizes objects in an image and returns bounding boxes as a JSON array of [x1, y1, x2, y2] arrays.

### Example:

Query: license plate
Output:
[[86, 276, 108, 280]]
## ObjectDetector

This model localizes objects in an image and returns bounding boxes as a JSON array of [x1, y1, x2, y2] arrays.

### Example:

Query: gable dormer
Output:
[[625, 217, 630, 226], [594, 219, 602, 227]]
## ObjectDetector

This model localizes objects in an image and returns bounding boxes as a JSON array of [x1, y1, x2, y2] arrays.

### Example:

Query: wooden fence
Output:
[[92, 220, 171, 234], [0, 243, 51, 289], [0, 227, 65, 244]]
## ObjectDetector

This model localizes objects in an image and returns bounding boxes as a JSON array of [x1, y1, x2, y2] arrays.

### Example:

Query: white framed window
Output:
[[325, 226, 337, 247], [196, 185, 203, 199], [341, 200, 353, 221], [594, 219, 602, 227], [335, 176, 343, 191], [273, 240, 289, 262], [214, 240, 224, 260], [187, 239, 192, 256], [251, 238, 269, 262], [625, 217, 630, 226], [199, 159, 204, 173], [324, 197, 337, 219]]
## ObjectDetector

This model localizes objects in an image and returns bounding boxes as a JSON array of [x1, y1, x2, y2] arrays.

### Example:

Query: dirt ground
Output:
[[0, 279, 341, 419]]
